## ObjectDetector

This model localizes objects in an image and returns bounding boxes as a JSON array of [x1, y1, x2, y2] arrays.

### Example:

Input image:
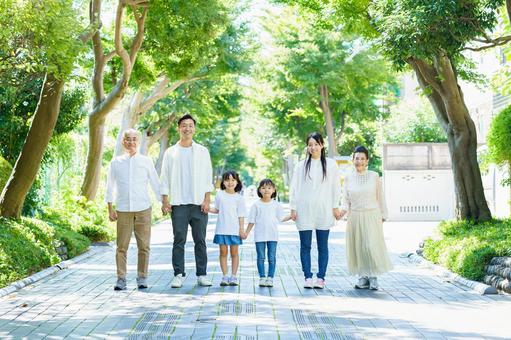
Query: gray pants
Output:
[[170, 204, 208, 276]]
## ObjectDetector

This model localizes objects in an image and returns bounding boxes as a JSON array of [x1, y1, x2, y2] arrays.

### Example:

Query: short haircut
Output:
[[122, 128, 140, 140], [177, 114, 196, 126], [353, 145, 369, 159], [220, 170, 243, 193], [257, 178, 277, 198]]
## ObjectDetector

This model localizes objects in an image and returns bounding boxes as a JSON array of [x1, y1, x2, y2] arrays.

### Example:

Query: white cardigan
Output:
[[160, 141, 214, 205], [289, 157, 342, 230]]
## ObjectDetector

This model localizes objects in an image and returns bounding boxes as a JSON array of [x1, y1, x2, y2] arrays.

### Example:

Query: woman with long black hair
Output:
[[290, 132, 342, 289]]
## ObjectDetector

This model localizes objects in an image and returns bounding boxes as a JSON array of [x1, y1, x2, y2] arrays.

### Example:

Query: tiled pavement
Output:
[[1, 214, 510, 339]]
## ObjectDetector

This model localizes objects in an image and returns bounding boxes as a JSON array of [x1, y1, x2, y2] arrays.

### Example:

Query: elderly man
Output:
[[161, 114, 213, 288], [106, 129, 160, 290]]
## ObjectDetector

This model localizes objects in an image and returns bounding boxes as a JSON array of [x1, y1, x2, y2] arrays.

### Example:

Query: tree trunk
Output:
[[115, 91, 144, 156], [409, 54, 491, 222], [80, 113, 107, 200], [319, 84, 339, 157], [336, 110, 347, 148], [0, 74, 64, 218], [155, 133, 169, 175]]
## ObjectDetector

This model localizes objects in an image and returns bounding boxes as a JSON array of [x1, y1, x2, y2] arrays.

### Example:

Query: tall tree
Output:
[[81, 0, 148, 200], [0, 0, 92, 218]]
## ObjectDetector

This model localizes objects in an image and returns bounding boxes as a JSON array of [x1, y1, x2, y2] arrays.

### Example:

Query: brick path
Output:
[[1, 213, 510, 339]]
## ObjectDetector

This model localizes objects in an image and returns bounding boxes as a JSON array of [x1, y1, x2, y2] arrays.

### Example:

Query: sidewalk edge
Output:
[[0, 243, 112, 298], [407, 252, 498, 295]]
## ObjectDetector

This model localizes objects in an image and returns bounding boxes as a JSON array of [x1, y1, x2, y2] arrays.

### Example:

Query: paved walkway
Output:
[[1, 214, 510, 339]]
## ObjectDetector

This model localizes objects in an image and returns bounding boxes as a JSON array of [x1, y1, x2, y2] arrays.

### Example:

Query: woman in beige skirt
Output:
[[339, 146, 392, 290]]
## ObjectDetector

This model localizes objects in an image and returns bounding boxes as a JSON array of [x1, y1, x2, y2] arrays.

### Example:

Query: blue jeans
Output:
[[255, 241, 278, 278], [299, 230, 330, 279]]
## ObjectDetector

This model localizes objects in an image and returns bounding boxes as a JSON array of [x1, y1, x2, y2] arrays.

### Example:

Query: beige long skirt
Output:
[[346, 209, 393, 276]]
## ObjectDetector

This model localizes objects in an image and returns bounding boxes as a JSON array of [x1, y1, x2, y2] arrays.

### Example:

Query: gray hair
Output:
[[122, 128, 141, 140]]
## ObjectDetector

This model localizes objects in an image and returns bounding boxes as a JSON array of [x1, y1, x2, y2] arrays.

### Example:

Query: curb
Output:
[[0, 243, 112, 298], [405, 252, 498, 295]]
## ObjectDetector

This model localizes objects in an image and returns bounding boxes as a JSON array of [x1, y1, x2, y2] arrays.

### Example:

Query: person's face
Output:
[[259, 184, 275, 199], [223, 175, 238, 192], [178, 118, 195, 139], [123, 132, 139, 154], [307, 138, 323, 159], [353, 152, 368, 172]]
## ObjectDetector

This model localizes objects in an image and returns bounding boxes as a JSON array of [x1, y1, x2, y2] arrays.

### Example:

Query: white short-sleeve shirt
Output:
[[214, 190, 247, 236], [248, 200, 286, 242]]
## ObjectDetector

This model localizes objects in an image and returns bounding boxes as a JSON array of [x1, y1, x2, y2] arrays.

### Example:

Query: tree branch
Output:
[[465, 34, 511, 51], [91, 0, 105, 105], [408, 57, 444, 95], [129, 7, 148, 63]]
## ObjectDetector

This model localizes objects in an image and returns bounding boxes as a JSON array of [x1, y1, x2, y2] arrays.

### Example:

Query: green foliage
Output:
[[385, 97, 447, 143], [145, 0, 232, 80], [39, 188, 114, 243], [0, 217, 60, 288], [0, 0, 86, 79], [487, 104, 511, 185], [423, 219, 511, 281], [0, 156, 12, 193], [370, 0, 503, 73]]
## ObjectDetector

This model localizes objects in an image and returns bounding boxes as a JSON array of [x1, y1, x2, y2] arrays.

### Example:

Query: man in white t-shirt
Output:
[[160, 114, 214, 288]]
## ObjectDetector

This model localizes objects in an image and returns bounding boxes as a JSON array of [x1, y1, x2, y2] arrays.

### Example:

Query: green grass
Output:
[[423, 218, 511, 281]]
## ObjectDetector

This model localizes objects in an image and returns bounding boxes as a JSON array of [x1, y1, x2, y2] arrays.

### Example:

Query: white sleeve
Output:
[[289, 163, 300, 210], [204, 149, 214, 192], [248, 204, 257, 224], [160, 150, 170, 196], [237, 196, 247, 217], [105, 161, 115, 204], [147, 158, 161, 202], [376, 175, 388, 220], [276, 202, 287, 221], [331, 162, 341, 209], [340, 175, 349, 211]]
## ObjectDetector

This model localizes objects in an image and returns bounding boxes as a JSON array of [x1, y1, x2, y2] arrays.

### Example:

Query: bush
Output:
[[487, 105, 511, 186], [0, 217, 60, 288], [422, 219, 511, 281], [39, 192, 114, 243], [54, 226, 90, 258]]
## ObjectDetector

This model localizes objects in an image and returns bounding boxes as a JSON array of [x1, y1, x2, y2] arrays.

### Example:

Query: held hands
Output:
[[201, 199, 210, 214], [290, 210, 297, 221], [161, 202, 172, 215], [333, 208, 341, 220], [240, 229, 247, 240]]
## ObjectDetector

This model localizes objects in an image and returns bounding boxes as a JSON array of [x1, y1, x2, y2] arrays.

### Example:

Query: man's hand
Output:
[[290, 210, 297, 221], [162, 202, 172, 215], [201, 199, 210, 214], [108, 208, 117, 222]]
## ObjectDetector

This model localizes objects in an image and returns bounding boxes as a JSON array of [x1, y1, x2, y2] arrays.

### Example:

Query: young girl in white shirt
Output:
[[243, 179, 290, 287], [210, 170, 247, 286]]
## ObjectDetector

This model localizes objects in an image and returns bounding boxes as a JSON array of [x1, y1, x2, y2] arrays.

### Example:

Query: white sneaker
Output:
[[171, 274, 184, 288], [259, 277, 267, 287], [369, 276, 379, 290], [265, 277, 274, 287], [197, 275, 212, 286], [314, 278, 325, 289], [304, 278, 313, 289], [220, 276, 230, 286]]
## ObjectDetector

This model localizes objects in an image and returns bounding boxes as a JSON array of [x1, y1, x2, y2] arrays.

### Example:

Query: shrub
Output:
[[487, 105, 511, 186], [0, 218, 60, 288], [422, 219, 511, 281]]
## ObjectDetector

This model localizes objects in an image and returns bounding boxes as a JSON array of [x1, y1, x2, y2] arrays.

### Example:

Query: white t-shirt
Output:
[[178, 145, 194, 204], [248, 200, 286, 242], [214, 190, 247, 236]]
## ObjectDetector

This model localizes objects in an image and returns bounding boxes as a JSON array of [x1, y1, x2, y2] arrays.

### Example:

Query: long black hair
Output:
[[304, 132, 327, 181]]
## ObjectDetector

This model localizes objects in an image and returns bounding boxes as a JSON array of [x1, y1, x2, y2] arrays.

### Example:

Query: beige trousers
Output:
[[116, 207, 152, 279]]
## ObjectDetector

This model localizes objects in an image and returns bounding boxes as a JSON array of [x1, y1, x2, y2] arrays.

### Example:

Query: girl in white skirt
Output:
[[339, 146, 392, 290]]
